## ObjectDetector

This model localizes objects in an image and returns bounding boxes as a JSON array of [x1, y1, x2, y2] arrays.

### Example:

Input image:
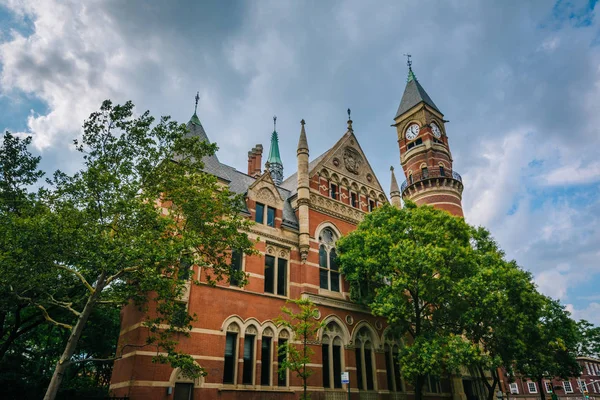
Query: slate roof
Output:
[[185, 116, 299, 229], [394, 69, 442, 119], [280, 150, 329, 195]]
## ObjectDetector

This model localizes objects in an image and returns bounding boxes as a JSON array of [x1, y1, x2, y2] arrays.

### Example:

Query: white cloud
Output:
[[567, 302, 600, 326], [543, 161, 600, 186]]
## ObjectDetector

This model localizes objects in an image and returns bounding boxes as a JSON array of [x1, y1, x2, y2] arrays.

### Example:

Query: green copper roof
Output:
[[189, 112, 202, 126], [268, 130, 282, 164], [407, 67, 417, 83]]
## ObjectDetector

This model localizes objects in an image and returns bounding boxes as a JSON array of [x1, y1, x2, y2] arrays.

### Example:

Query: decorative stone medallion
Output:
[[343, 147, 363, 175], [333, 157, 340, 167], [345, 315, 354, 325]]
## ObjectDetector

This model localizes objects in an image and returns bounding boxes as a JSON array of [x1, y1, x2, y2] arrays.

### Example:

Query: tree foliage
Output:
[[276, 298, 323, 400], [1, 100, 256, 400], [337, 202, 585, 400]]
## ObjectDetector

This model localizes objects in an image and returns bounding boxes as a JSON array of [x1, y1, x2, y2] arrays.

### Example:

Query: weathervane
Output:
[[273, 115, 277, 132], [194, 91, 199, 114], [347, 108, 353, 131], [403, 53, 412, 69]]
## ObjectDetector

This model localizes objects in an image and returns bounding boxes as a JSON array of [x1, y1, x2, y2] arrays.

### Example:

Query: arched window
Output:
[[223, 323, 240, 384], [277, 330, 290, 387], [355, 327, 377, 391], [242, 326, 258, 385], [384, 343, 403, 392], [319, 228, 340, 292], [261, 327, 274, 386], [322, 321, 344, 389]]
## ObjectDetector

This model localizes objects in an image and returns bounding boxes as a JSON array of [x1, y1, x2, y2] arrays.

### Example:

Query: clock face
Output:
[[431, 122, 442, 138], [405, 124, 420, 140]]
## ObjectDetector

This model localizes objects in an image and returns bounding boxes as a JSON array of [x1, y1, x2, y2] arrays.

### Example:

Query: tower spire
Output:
[[390, 166, 401, 208], [267, 115, 283, 185]]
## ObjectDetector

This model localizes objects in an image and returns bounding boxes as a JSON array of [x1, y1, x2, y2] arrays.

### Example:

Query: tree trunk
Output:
[[43, 272, 107, 400], [415, 374, 425, 400], [537, 377, 546, 400]]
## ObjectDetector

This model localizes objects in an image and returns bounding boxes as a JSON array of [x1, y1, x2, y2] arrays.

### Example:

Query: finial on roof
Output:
[[298, 119, 309, 152], [390, 166, 394, 171], [347, 108, 353, 131], [403, 53, 417, 82], [273, 115, 277, 132], [301, 119, 305, 126], [194, 91, 199, 114]]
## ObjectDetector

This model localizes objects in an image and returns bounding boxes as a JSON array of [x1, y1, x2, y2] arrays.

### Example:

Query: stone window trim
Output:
[[354, 326, 378, 391], [321, 320, 346, 389], [255, 201, 277, 227], [264, 245, 290, 297], [528, 382, 538, 393], [318, 227, 341, 293], [510, 383, 519, 394]]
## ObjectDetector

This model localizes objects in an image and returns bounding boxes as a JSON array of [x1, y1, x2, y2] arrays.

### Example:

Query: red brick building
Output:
[[500, 357, 600, 400], [109, 65, 466, 400]]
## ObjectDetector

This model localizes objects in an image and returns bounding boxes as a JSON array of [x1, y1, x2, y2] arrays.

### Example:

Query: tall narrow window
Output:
[[384, 345, 393, 391], [266, 206, 276, 227], [261, 336, 272, 386], [510, 383, 519, 394], [351, 192, 358, 208], [528, 382, 538, 393], [440, 166, 445, 176], [355, 328, 376, 391], [229, 249, 242, 286], [409, 174, 413, 184], [255, 203, 265, 224], [368, 199, 376, 212], [277, 258, 287, 296], [393, 349, 402, 391], [174, 383, 194, 400], [322, 322, 344, 389], [264, 253, 287, 296], [318, 228, 340, 292], [264, 255, 275, 294], [278, 337, 288, 387], [242, 334, 256, 384], [422, 167, 429, 179], [330, 183, 338, 200], [223, 331, 238, 384]]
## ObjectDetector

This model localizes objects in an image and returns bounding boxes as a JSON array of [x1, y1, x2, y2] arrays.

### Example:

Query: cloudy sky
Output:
[[1, 0, 599, 324]]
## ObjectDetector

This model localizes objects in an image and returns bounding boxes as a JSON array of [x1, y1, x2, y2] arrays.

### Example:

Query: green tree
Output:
[[337, 202, 485, 400], [514, 298, 581, 400], [276, 298, 324, 400], [460, 228, 546, 400], [576, 320, 600, 358], [1, 101, 256, 400]]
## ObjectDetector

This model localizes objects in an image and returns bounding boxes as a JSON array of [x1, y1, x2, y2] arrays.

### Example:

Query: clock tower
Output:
[[393, 61, 464, 217]]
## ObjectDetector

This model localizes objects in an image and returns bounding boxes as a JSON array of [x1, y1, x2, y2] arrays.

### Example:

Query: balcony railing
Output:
[[400, 169, 462, 193]]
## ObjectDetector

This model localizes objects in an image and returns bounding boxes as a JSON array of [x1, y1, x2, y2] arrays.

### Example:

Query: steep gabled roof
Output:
[[395, 68, 442, 118]]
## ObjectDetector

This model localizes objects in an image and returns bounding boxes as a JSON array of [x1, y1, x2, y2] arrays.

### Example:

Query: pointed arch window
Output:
[[223, 323, 240, 384], [384, 343, 403, 392], [319, 228, 340, 292], [322, 322, 344, 389], [355, 327, 377, 391]]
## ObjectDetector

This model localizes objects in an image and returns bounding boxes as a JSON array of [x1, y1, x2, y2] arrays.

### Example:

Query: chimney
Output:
[[247, 145, 263, 177]]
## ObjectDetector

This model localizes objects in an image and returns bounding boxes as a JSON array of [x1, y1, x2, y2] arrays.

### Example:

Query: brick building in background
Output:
[[500, 357, 600, 400], [109, 65, 468, 400]]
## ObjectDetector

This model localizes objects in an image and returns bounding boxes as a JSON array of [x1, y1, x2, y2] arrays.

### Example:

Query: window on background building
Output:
[[510, 383, 519, 394], [229, 249, 243, 286], [322, 322, 343, 389], [319, 228, 340, 292], [261, 329, 274, 386], [330, 183, 338, 200], [264, 254, 287, 296], [528, 382, 538, 393], [351, 192, 358, 208], [355, 327, 376, 391], [563, 381, 573, 393], [242, 329, 256, 385], [277, 334, 289, 387], [545, 382, 553, 393], [586, 362, 591, 375], [223, 328, 239, 384]]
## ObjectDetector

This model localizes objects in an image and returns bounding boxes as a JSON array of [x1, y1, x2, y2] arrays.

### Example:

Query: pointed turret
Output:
[[395, 65, 442, 119], [390, 166, 401, 208], [267, 116, 284, 185], [296, 119, 310, 262], [393, 57, 464, 217]]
